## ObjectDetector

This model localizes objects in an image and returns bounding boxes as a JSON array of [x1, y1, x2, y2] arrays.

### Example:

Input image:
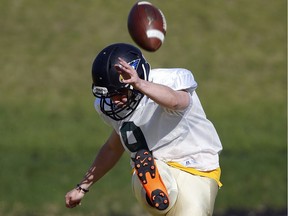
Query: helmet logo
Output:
[[128, 59, 140, 70], [118, 59, 140, 83], [119, 74, 124, 83]]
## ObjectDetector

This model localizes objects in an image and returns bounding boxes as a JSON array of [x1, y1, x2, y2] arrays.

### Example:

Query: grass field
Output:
[[0, 0, 286, 215]]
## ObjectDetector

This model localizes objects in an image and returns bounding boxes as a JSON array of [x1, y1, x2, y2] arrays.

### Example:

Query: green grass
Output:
[[0, 0, 286, 215]]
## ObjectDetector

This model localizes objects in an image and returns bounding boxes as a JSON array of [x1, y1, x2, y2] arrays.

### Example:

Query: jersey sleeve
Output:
[[149, 68, 197, 94]]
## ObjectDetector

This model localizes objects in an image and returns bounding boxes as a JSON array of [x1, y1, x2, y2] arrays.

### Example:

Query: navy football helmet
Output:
[[92, 43, 150, 121]]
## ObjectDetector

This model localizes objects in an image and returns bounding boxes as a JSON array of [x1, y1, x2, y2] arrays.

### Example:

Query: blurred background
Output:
[[0, 0, 286, 215]]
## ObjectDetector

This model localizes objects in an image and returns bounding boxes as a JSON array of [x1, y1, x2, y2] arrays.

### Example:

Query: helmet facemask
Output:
[[92, 85, 144, 121]]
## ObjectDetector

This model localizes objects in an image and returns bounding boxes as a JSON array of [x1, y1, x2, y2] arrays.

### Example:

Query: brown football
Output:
[[127, 1, 167, 52]]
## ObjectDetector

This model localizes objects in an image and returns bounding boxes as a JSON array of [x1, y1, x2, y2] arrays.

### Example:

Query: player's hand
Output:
[[114, 57, 142, 89], [65, 188, 85, 208]]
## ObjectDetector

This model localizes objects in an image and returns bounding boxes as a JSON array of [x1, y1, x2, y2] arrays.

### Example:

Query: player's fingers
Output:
[[65, 194, 71, 206], [66, 203, 77, 208], [66, 200, 75, 208], [115, 64, 130, 74], [65, 198, 73, 208], [118, 58, 133, 71], [65, 193, 80, 208], [66, 200, 81, 208], [114, 64, 122, 71]]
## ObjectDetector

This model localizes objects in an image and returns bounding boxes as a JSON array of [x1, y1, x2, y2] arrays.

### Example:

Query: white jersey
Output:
[[94, 68, 222, 171]]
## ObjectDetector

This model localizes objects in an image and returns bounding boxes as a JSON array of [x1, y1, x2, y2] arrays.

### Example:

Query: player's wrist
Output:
[[76, 184, 89, 194], [133, 79, 146, 91]]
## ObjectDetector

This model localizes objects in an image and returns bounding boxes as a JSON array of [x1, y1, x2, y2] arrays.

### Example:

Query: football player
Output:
[[65, 43, 223, 215]]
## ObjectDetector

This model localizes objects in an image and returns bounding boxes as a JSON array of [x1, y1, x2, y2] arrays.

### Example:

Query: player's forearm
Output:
[[135, 79, 190, 110], [79, 146, 123, 188], [77, 132, 124, 190]]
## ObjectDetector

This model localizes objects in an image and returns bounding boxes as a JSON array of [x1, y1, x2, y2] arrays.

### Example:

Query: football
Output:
[[127, 1, 167, 52]]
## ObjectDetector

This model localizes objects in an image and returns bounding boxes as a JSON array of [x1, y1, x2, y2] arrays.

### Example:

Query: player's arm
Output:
[[65, 130, 124, 208], [78, 129, 124, 188], [135, 80, 189, 110], [116, 58, 190, 110]]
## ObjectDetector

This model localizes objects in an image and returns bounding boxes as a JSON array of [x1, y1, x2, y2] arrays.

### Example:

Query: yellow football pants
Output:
[[131, 160, 219, 216]]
